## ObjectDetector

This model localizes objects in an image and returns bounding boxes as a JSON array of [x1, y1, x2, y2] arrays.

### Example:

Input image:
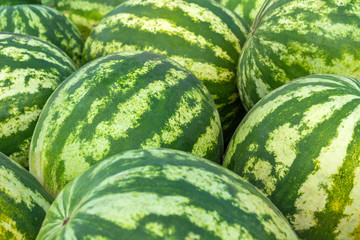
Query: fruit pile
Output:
[[0, 0, 359, 239]]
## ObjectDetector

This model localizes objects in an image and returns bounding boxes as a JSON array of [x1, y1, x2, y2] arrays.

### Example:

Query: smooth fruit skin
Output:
[[36, 148, 298, 240], [82, 0, 250, 144], [216, 0, 266, 27], [0, 152, 53, 239], [41, 0, 127, 39], [224, 74, 360, 239], [30, 51, 223, 197], [0, 33, 76, 168], [0, 5, 84, 66], [238, 0, 360, 110]]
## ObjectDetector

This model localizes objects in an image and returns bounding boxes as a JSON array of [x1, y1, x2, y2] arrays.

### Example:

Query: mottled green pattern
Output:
[[0, 152, 53, 240], [0, 33, 76, 167], [0, 0, 40, 6], [0, 5, 84, 66], [29, 51, 223, 197], [224, 74, 360, 239], [42, 0, 127, 39], [82, 0, 249, 144], [37, 148, 298, 240], [216, 0, 266, 27], [238, 0, 360, 110]]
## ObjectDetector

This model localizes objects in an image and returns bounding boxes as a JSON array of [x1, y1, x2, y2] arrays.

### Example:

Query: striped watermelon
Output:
[[0, 0, 40, 6], [82, 0, 249, 143], [0, 152, 53, 240], [36, 148, 298, 240], [224, 74, 360, 239], [0, 5, 84, 66], [29, 51, 223, 197], [238, 0, 360, 111], [0, 33, 76, 168], [216, 0, 266, 27], [41, 0, 126, 39]]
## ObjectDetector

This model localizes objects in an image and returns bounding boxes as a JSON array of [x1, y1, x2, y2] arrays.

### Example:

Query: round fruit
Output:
[[82, 0, 250, 143], [41, 0, 127, 39], [0, 152, 53, 240], [238, 0, 360, 110], [30, 51, 223, 197], [224, 74, 360, 239], [0, 5, 83, 65], [0, 33, 76, 167], [37, 148, 298, 240]]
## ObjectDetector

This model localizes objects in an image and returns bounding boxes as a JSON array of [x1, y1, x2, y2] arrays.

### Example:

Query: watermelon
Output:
[[36, 148, 298, 240], [0, 152, 53, 240], [0, 0, 40, 6], [29, 51, 223, 197], [224, 74, 360, 239], [216, 0, 266, 27], [82, 0, 249, 144], [41, 0, 127, 39], [0, 33, 76, 168], [0, 5, 84, 66], [238, 0, 360, 111]]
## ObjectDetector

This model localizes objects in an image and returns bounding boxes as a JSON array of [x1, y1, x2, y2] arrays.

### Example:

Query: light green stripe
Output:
[[94, 13, 233, 63], [123, 0, 241, 53], [224, 84, 335, 167], [141, 87, 205, 148], [335, 167, 360, 239], [191, 113, 221, 158], [293, 103, 360, 231], [0, 106, 41, 138], [0, 166, 50, 211], [0, 66, 59, 100], [0, 216, 23, 240]]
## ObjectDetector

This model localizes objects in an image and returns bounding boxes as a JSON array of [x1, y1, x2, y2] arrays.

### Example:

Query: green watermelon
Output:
[[41, 0, 127, 39], [82, 0, 249, 144], [0, 152, 53, 239], [0, 33, 76, 168], [216, 0, 266, 27], [0, 5, 84, 66], [29, 51, 223, 197], [238, 0, 360, 111], [36, 148, 298, 240], [0, 0, 40, 6], [224, 74, 360, 239]]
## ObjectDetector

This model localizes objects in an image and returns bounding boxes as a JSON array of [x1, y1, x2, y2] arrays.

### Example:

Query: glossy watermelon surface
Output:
[[0, 33, 76, 168], [238, 0, 360, 110], [0, 5, 83, 65], [0, 152, 53, 240], [30, 51, 223, 197], [224, 74, 360, 239], [37, 148, 298, 240], [83, 0, 250, 143]]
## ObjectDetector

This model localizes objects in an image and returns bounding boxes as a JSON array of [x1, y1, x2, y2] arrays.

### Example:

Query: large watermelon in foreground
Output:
[[0, 152, 53, 239], [0, 33, 76, 168], [30, 51, 223, 197], [224, 74, 360, 239], [36, 148, 298, 240], [83, 0, 250, 143], [41, 0, 126, 39], [0, 5, 83, 65], [238, 0, 360, 110]]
